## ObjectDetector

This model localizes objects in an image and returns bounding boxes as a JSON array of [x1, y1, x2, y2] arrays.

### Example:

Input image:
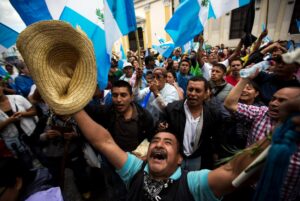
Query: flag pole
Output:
[[135, 30, 142, 68], [266, 0, 269, 28], [135, 29, 142, 88]]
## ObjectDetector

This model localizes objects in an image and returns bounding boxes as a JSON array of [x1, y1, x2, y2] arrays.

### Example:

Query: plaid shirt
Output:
[[237, 103, 300, 201]]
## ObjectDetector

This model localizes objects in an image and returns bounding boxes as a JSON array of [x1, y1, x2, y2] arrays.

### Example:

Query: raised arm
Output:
[[251, 29, 268, 54], [208, 138, 270, 197], [224, 78, 249, 112], [73, 110, 127, 169], [227, 39, 243, 61], [196, 35, 205, 67]]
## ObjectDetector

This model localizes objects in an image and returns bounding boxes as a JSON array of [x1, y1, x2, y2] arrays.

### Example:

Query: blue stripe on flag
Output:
[[0, 23, 19, 48], [9, 0, 52, 26], [208, 3, 216, 19], [239, 0, 251, 7], [120, 44, 126, 60], [60, 7, 111, 90], [165, 0, 203, 47], [106, 0, 137, 35]]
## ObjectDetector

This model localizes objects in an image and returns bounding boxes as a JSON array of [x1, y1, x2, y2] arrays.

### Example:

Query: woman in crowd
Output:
[[166, 71, 184, 100], [0, 81, 37, 167]]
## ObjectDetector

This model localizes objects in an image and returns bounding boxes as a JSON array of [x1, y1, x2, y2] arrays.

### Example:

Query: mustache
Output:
[[150, 148, 167, 160]]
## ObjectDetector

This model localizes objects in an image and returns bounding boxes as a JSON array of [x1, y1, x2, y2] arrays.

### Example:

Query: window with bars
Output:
[[128, 27, 144, 51], [289, 0, 300, 34], [229, 6, 249, 39]]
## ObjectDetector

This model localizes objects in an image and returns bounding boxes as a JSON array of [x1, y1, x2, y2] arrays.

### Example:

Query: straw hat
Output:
[[17, 20, 97, 115]]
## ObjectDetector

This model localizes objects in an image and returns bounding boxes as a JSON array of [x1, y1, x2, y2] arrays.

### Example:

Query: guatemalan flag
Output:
[[8, 0, 136, 90], [60, 0, 137, 89], [165, 0, 251, 47], [0, 0, 26, 53]]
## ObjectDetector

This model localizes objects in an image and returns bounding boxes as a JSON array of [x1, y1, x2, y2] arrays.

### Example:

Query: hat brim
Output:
[[17, 20, 97, 115]]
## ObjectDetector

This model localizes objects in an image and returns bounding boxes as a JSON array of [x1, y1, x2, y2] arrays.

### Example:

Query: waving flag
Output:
[[166, 0, 251, 47], [9, 0, 52, 25], [165, 0, 210, 47], [0, 0, 25, 53], [60, 0, 136, 89], [209, 0, 251, 18], [152, 42, 175, 58], [0, 23, 18, 53]]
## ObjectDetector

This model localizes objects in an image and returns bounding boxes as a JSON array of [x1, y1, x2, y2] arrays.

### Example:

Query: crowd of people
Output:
[[0, 27, 300, 201]]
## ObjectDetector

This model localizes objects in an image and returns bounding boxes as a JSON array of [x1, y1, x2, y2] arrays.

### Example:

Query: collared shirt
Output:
[[183, 100, 203, 156], [113, 103, 140, 152], [237, 103, 300, 201]]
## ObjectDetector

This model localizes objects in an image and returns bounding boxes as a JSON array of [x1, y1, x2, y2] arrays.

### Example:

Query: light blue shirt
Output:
[[116, 153, 220, 201]]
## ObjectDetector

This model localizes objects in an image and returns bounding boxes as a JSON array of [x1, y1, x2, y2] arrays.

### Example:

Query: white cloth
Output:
[[202, 59, 229, 80], [0, 95, 37, 138], [133, 83, 179, 123], [183, 101, 204, 156]]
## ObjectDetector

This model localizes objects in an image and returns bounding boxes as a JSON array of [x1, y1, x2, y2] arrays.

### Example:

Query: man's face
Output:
[[186, 80, 208, 107], [211, 66, 224, 82], [208, 52, 218, 64], [111, 87, 133, 113], [230, 60, 243, 75], [172, 61, 179, 71], [153, 69, 166, 91], [179, 61, 190, 75], [175, 50, 180, 57], [147, 132, 182, 179], [273, 59, 299, 78], [123, 66, 133, 78], [268, 88, 300, 120]]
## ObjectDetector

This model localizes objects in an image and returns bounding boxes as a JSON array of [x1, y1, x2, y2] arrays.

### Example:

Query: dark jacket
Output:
[[254, 72, 300, 105], [85, 102, 155, 148], [161, 100, 223, 169]]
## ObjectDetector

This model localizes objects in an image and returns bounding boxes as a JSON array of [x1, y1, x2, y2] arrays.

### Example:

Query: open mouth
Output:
[[150, 149, 167, 160]]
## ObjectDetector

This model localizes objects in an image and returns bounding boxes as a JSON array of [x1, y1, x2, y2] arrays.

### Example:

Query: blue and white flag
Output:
[[9, 0, 52, 25], [0, 0, 26, 53], [0, 23, 19, 53], [155, 33, 166, 44], [9, 0, 66, 24], [120, 44, 127, 60], [60, 0, 136, 90], [209, 0, 251, 18], [165, 0, 209, 47], [165, 0, 251, 47], [152, 42, 175, 58]]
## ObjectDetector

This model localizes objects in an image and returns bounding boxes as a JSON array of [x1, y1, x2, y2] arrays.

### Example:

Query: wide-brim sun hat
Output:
[[17, 20, 97, 115]]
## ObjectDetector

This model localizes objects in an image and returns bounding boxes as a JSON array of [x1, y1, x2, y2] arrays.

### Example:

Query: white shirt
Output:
[[133, 83, 179, 123], [0, 95, 38, 138], [183, 101, 203, 156], [202, 59, 229, 80]]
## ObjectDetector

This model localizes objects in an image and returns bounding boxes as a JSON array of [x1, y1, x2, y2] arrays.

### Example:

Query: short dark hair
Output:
[[167, 70, 177, 82], [112, 80, 132, 95], [145, 56, 154, 66], [0, 157, 26, 188], [153, 121, 183, 155], [229, 58, 243, 66], [179, 59, 191, 67], [213, 63, 227, 73], [187, 76, 209, 91]]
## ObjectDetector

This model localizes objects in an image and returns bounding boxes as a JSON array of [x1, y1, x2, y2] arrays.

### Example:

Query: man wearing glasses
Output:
[[133, 67, 179, 124]]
